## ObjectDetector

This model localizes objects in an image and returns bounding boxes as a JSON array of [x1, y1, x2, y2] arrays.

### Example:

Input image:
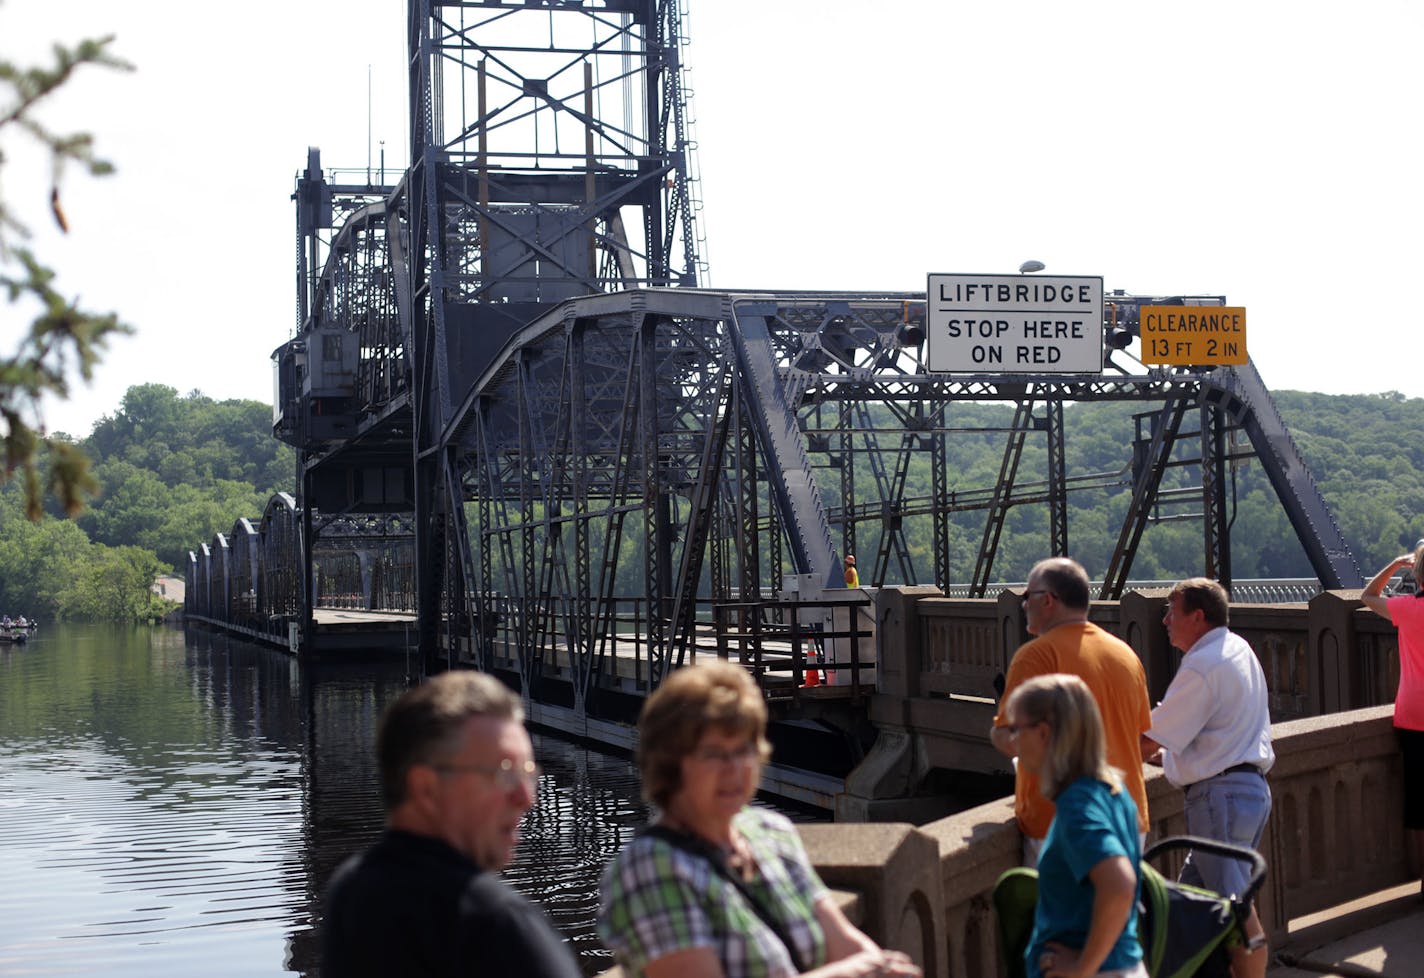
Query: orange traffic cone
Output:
[[801, 643, 821, 688]]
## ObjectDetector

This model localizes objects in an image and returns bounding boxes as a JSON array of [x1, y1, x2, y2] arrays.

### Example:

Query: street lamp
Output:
[[1018, 260, 1045, 274]]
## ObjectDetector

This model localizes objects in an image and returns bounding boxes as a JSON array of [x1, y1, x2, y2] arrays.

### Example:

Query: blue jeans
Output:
[[1180, 770, 1271, 899]]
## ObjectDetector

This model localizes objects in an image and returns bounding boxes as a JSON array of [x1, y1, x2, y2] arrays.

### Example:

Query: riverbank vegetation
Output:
[[0, 384, 294, 622]]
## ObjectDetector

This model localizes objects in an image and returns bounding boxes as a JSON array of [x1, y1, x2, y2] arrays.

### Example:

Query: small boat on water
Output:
[[1, 616, 34, 644]]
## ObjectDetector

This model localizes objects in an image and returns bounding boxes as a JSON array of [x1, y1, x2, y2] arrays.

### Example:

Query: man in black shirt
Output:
[[322, 672, 581, 978]]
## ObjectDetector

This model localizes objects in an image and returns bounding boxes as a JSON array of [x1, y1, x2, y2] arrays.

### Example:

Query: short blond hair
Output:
[[636, 661, 772, 809], [1005, 673, 1120, 800]]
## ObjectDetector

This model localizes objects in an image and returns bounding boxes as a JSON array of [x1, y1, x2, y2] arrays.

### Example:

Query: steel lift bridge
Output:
[[270, 0, 1360, 754]]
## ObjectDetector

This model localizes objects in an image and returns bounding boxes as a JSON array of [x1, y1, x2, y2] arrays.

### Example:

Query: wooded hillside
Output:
[[0, 385, 294, 621]]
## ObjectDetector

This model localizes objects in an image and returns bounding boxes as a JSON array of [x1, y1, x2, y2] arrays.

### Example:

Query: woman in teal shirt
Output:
[[1002, 673, 1144, 978]]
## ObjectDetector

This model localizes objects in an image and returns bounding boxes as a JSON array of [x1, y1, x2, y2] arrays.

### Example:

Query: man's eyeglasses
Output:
[[1022, 589, 1055, 601], [431, 758, 542, 791]]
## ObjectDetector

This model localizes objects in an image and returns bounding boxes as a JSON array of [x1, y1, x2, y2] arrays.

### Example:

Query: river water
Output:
[[0, 624, 819, 976]]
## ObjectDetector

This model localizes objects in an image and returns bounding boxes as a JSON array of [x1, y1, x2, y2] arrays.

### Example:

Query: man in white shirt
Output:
[[1142, 577, 1272, 978]]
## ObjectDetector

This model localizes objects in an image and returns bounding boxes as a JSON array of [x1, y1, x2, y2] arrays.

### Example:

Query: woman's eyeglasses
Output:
[[690, 744, 761, 765]]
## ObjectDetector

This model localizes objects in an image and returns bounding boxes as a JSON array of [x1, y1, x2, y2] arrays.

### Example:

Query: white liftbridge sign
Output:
[[926, 273, 1104, 374]]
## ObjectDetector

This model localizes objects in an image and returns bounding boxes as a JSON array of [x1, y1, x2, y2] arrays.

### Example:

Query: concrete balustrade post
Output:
[[918, 799, 1020, 978], [1309, 590, 1360, 714], [875, 585, 942, 699], [799, 823, 947, 978], [995, 589, 1027, 678], [1119, 589, 1172, 701]]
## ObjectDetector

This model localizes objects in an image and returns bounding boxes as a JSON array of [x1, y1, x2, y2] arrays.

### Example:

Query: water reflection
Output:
[[1, 625, 312, 976], [0, 624, 815, 977]]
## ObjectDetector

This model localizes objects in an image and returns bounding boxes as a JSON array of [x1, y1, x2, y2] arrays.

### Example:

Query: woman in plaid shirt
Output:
[[598, 661, 919, 978]]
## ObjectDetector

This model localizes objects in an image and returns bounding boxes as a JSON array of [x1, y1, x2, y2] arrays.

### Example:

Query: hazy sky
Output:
[[7, 1, 1421, 438]]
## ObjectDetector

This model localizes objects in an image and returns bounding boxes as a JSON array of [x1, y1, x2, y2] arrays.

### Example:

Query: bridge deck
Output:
[[308, 610, 871, 699], [307, 610, 865, 808]]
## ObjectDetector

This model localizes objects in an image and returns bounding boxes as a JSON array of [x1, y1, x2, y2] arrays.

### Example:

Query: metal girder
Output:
[[970, 399, 1036, 596], [1101, 397, 1191, 598], [1202, 403, 1231, 588], [669, 367, 734, 665], [1201, 362, 1360, 588], [1046, 400, 1068, 559], [638, 315, 672, 686], [837, 401, 857, 564], [264, 2, 1363, 720], [931, 426, 951, 590], [728, 304, 841, 588]]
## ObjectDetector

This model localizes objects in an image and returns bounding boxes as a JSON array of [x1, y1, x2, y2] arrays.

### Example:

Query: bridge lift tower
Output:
[[272, 0, 1361, 731], [275, 0, 706, 656]]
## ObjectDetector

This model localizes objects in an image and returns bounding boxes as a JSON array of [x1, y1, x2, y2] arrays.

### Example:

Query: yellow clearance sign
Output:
[[1140, 306, 1247, 366]]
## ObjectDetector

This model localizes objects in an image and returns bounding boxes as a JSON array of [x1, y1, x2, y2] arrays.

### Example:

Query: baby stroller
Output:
[[994, 835, 1267, 978]]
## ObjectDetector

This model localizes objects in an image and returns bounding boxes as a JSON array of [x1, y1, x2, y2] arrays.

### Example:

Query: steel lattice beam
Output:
[[266, 2, 1360, 712]]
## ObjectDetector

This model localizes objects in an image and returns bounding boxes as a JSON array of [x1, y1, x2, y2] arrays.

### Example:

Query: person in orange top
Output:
[[990, 557, 1153, 867]]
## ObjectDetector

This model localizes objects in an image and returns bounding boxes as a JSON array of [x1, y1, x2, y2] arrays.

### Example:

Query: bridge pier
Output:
[[838, 585, 1008, 822]]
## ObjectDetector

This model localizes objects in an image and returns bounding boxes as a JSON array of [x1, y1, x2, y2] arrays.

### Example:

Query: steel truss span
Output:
[[186, 494, 304, 644], [232, 0, 1360, 733], [417, 287, 1355, 708]]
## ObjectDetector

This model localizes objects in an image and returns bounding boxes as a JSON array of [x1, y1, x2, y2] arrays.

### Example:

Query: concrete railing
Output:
[[843, 586, 1407, 820], [904, 588, 1401, 720], [801, 705, 1410, 978]]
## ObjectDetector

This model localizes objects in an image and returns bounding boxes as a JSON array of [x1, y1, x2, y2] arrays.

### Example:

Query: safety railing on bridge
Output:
[[713, 595, 876, 703], [474, 589, 876, 704], [894, 584, 1401, 726], [943, 577, 1324, 603]]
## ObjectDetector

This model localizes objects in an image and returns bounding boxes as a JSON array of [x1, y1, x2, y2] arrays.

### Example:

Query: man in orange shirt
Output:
[[990, 557, 1153, 866]]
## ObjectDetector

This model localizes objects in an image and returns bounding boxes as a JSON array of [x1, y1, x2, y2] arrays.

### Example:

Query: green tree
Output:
[[2, 26, 133, 518], [55, 543, 171, 622], [86, 384, 294, 491], [83, 459, 170, 552], [153, 480, 267, 568], [0, 483, 92, 616]]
